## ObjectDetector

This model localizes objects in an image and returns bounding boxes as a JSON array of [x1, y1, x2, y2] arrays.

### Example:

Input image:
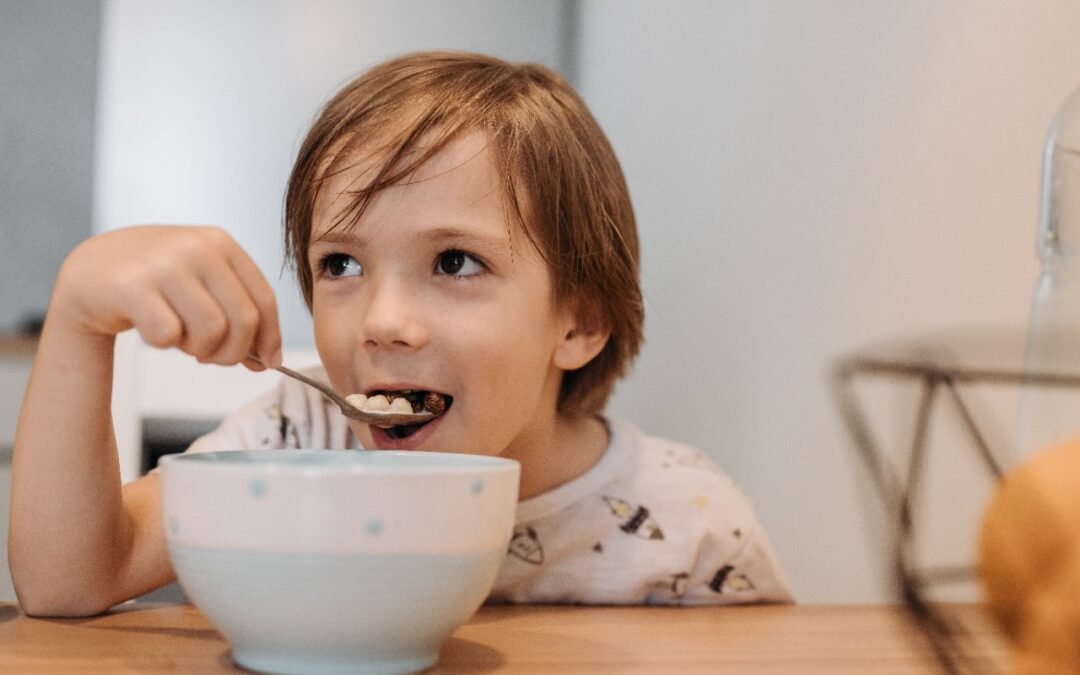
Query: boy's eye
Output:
[[323, 253, 362, 278], [435, 249, 484, 277]]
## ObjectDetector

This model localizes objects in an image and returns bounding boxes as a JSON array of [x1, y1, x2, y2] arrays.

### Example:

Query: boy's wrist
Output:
[[47, 262, 132, 341], [38, 306, 120, 354]]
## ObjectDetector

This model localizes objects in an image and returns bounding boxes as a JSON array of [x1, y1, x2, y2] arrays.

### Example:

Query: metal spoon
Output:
[[251, 356, 434, 428]]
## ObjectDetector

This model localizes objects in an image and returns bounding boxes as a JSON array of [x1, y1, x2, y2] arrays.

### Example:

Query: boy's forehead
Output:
[[333, 129, 490, 176], [310, 131, 512, 240]]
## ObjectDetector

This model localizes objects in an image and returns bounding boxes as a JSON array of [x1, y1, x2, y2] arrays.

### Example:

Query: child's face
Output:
[[308, 132, 576, 461]]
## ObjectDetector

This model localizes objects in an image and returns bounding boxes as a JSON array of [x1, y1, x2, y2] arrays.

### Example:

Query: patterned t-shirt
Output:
[[182, 370, 794, 605]]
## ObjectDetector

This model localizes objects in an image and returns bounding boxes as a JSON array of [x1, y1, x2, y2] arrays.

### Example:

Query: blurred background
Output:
[[4, 0, 1080, 606]]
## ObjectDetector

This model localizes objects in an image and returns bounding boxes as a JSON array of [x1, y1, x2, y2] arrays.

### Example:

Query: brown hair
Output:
[[285, 51, 643, 415]]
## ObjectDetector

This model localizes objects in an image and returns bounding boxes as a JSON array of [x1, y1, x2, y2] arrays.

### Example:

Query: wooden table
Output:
[[0, 602, 1006, 673]]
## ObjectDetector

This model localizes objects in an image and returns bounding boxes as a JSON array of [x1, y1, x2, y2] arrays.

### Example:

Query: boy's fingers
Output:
[[223, 244, 282, 368], [128, 293, 184, 350], [199, 269, 263, 366], [252, 320, 283, 370], [160, 282, 230, 360], [249, 296, 283, 369], [240, 355, 268, 372]]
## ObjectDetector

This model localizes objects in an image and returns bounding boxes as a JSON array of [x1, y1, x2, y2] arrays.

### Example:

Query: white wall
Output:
[[581, 1, 1080, 602], [94, 0, 569, 346]]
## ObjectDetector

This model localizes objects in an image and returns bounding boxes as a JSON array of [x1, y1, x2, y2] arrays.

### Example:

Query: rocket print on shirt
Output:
[[602, 496, 665, 540], [261, 404, 300, 448], [508, 526, 544, 565], [709, 564, 755, 594], [645, 572, 690, 605], [654, 573, 690, 597]]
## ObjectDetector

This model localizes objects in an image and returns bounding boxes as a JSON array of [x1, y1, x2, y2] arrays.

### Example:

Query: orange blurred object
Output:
[[978, 436, 1080, 674]]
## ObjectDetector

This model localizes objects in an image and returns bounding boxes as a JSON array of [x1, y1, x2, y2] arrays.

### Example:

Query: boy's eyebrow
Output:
[[424, 226, 511, 252], [311, 225, 511, 253], [310, 229, 363, 246]]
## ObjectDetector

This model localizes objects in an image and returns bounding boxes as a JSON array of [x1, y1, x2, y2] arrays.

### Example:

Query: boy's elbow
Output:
[[13, 577, 117, 618], [9, 551, 118, 617]]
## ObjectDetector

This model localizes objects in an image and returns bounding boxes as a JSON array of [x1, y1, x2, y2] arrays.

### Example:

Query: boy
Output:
[[10, 52, 792, 615]]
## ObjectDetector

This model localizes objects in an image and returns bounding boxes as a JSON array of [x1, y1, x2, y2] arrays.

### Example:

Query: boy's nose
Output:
[[361, 279, 428, 350]]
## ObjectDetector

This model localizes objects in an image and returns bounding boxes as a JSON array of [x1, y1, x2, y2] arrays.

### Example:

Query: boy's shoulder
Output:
[[607, 420, 750, 502], [493, 419, 793, 605], [603, 418, 759, 528], [618, 420, 731, 478], [515, 418, 758, 540]]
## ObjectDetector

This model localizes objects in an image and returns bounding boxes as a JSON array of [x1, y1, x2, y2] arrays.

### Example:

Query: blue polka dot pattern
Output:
[[169, 516, 179, 535], [472, 479, 484, 495], [250, 478, 267, 498], [366, 519, 383, 536]]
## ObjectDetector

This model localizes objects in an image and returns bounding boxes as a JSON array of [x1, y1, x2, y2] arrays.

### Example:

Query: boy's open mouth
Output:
[[367, 389, 453, 440]]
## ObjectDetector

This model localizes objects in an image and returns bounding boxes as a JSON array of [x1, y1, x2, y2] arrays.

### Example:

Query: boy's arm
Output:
[[8, 325, 170, 616], [8, 226, 281, 616]]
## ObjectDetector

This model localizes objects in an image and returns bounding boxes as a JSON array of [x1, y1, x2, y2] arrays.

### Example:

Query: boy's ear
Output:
[[552, 305, 610, 371]]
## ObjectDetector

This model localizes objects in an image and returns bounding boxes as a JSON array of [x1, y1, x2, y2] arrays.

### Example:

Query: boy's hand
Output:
[[53, 225, 282, 370]]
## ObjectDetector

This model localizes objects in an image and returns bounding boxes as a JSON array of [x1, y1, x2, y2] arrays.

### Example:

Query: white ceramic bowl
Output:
[[159, 449, 519, 675]]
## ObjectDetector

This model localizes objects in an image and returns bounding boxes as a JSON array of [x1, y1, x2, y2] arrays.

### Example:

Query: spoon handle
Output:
[[246, 354, 352, 412], [272, 363, 353, 409]]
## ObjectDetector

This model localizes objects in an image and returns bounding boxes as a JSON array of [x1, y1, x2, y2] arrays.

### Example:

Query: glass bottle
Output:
[[1017, 84, 1080, 457]]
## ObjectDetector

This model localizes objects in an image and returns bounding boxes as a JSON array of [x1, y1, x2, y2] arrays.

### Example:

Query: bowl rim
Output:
[[158, 448, 520, 476]]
